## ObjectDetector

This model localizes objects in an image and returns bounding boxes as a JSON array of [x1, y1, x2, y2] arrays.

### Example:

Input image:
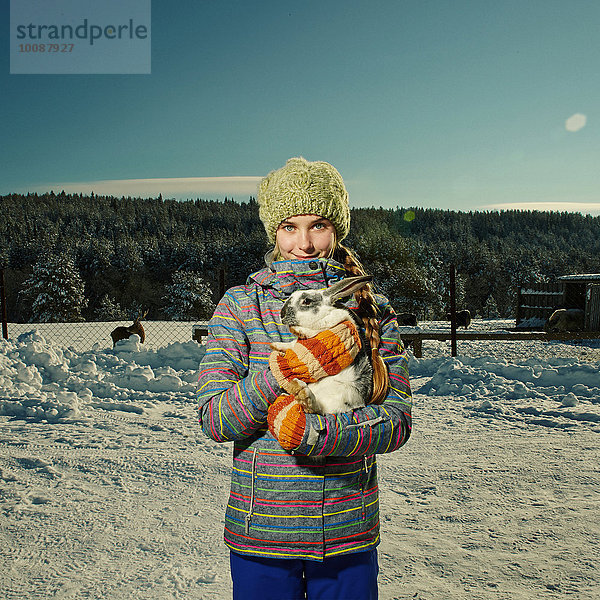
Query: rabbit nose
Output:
[[280, 302, 295, 325]]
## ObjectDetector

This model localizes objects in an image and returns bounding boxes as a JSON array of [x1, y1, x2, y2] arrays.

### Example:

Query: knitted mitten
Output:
[[267, 393, 307, 451], [269, 320, 361, 395]]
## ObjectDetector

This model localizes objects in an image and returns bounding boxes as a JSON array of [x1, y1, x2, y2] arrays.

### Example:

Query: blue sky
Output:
[[2, 0, 600, 214]]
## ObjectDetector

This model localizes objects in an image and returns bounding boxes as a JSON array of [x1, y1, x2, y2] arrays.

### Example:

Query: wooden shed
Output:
[[557, 274, 600, 330], [516, 273, 600, 330]]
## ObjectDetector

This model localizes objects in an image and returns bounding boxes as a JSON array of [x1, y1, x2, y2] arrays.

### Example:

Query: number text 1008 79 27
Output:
[[18, 44, 75, 53]]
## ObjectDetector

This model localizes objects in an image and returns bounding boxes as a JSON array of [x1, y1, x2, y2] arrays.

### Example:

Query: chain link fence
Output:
[[4, 317, 600, 363], [4, 320, 209, 352], [2, 265, 599, 361]]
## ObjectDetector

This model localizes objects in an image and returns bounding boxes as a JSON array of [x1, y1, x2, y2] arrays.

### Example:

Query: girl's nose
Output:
[[298, 230, 313, 250]]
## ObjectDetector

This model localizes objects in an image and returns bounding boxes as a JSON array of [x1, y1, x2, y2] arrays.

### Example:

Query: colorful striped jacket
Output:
[[197, 257, 412, 561]]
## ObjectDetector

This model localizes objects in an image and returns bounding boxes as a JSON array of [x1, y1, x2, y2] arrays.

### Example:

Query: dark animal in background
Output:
[[445, 309, 471, 329], [544, 308, 584, 333], [111, 311, 148, 347], [397, 313, 418, 326]]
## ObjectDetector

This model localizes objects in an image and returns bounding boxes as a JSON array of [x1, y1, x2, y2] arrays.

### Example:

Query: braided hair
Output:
[[333, 244, 389, 406]]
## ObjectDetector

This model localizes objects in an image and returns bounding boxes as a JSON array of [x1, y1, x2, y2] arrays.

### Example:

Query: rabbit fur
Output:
[[271, 275, 373, 414]]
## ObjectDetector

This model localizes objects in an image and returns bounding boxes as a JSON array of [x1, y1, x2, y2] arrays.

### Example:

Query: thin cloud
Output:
[[20, 176, 263, 200], [481, 201, 600, 216]]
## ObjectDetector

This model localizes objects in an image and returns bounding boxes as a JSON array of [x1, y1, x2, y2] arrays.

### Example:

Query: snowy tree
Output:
[[95, 294, 128, 320], [482, 294, 500, 319], [113, 236, 143, 273], [21, 255, 88, 322], [420, 250, 452, 319], [163, 270, 215, 320]]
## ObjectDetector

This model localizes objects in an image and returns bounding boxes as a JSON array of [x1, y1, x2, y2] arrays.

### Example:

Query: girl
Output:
[[197, 157, 412, 600]]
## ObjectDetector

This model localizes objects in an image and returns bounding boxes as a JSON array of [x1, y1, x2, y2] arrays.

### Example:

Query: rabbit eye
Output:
[[301, 297, 313, 306]]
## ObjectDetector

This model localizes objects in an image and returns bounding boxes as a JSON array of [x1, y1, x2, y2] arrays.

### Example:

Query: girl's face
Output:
[[275, 214, 336, 260]]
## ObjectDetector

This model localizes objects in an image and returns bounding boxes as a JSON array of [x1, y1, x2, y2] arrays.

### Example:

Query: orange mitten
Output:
[[267, 394, 307, 451], [269, 320, 361, 392]]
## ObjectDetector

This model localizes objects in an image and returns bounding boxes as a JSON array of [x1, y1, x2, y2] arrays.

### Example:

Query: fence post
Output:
[[449, 264, 457, 357], [0, 268, 8, 340]]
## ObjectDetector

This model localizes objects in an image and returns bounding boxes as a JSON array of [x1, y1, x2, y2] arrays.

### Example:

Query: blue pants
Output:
[[230, 549, 379, 600]]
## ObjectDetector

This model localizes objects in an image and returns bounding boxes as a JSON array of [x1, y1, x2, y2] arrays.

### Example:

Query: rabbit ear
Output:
[[324, 275, 373, 303]]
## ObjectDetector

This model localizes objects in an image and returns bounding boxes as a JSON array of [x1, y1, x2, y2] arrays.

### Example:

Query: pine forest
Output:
[[2, 191, 600, 323]]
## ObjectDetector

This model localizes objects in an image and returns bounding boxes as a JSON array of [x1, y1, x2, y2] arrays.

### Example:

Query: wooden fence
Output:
[[515, 282, 563, 326], [400, 330, 600, 358]]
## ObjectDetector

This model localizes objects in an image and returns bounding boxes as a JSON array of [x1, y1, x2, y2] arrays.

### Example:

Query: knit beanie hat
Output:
[[258, 157, 351, 243]]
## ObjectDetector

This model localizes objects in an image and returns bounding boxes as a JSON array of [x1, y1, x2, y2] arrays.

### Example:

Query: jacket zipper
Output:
[[360, 456, 369, 521], [245, 448, 258, 534]]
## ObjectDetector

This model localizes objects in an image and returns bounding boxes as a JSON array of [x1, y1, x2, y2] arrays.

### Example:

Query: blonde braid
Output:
[[336, 244, 389, 405]]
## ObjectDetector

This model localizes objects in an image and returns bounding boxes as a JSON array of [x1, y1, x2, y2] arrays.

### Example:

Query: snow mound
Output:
[[0, 330, 206, 423], [1, 327, 599, 432], [410, 355, 600, 430]]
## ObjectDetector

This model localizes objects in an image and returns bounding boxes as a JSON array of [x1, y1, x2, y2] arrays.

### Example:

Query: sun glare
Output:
[[565, 113, 587, 132]]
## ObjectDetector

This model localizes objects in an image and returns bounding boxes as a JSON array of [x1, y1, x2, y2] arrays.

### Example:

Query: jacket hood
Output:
[[247, 256, 347, 298]]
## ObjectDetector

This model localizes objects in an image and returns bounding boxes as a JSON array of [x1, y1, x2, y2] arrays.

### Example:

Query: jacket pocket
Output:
[[359, 455, 370, 521], [245, 448, 258, 534]]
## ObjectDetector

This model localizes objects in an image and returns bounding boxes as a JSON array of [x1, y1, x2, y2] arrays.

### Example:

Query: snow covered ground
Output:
[[1, 322, 599, 599]]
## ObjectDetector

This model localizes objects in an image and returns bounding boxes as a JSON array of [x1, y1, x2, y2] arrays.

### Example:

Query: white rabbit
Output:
[[270, 275, 373, 414]]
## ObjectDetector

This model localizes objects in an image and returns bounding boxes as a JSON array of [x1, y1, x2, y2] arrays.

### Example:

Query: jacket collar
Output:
[[248, 256, 347, 298]]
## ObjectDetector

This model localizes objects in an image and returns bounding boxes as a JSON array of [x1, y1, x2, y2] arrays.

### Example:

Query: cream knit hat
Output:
[[258, 157, 351, 243]]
